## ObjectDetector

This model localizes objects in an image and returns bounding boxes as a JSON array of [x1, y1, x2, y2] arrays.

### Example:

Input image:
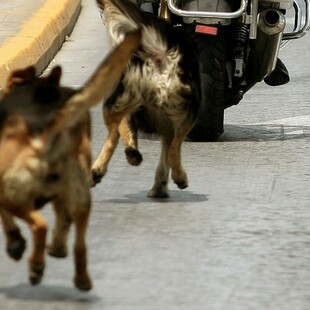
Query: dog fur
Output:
[[0, 30, 141, 290], [92, 0, 201, 198]]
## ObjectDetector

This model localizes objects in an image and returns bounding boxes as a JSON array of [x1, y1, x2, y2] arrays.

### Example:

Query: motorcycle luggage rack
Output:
[[281, 0, 310, 48], [283, 0, 310, 40], [167, 0, 247, 19]]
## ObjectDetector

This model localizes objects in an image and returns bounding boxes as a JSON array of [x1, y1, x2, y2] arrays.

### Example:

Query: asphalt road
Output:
[[0, 1, 310, 309]]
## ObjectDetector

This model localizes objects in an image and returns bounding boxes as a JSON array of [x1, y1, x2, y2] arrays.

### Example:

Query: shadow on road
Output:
[[99, 190, 208, 204], [0, 283, 100, 302]]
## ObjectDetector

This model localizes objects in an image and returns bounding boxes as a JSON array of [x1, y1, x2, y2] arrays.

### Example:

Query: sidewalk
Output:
[[0, 0, 81, 92]]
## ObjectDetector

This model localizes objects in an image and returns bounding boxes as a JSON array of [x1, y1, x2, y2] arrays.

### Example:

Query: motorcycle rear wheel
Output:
[[187, 28, 227, 142]]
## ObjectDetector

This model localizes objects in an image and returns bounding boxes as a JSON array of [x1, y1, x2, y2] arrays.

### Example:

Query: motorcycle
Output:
[[138, 0, 310, 141]]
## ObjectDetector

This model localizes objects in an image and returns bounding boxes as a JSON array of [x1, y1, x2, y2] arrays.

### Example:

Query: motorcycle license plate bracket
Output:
[[181, 0, 234, 25]]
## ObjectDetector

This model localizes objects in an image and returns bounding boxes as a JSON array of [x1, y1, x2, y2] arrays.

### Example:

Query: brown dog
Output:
[[0, 30, 141, 290], [91, 0, 201, 198]]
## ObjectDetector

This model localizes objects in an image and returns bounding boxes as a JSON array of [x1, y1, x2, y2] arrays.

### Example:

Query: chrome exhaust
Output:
[[247, 9, 286, 84]]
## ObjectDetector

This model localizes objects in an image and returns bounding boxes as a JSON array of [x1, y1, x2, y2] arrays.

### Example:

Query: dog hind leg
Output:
[[168, 124, 191, 189], [91, 108, 125, 186], [119, 116, 143, 166], [148, 136, 171, 198]]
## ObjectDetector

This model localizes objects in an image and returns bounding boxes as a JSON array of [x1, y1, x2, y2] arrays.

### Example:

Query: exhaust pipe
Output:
[[247, 9, 286, 85]]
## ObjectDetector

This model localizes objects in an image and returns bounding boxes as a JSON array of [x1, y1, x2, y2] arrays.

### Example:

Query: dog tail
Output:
[[97, 0, 170, 58], [54, 29, 141, 131]]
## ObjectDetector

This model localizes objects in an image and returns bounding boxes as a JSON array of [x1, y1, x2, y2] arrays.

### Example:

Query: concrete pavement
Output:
[[0, 0, 81, 91]]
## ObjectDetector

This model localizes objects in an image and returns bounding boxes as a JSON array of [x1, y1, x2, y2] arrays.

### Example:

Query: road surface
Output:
[[0, 1, 310, 309]]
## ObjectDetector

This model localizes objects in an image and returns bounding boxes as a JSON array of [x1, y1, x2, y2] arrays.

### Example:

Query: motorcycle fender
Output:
[[181, 0, 234, 25]]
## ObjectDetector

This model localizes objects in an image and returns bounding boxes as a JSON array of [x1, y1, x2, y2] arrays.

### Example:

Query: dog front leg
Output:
[[91, 109, 123, 186], [119, 116, 143, 166], [13, 209, 48, 285], [48, 196, 72, 258], [0, 209, 26, 260], [72, 195, 92, 291], [148, 136, 171, 198]]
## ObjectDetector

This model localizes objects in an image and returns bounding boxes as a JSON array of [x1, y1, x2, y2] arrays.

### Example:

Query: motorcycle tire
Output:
[[187, 28, 228, 142]]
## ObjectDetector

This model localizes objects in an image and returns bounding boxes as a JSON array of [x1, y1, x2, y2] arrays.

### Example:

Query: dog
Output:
[[0, 30, 141, 290], [92, 0, 201, 198]]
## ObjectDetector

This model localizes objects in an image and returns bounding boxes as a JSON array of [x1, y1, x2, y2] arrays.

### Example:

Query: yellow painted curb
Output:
[[0, 0, 81, 91]]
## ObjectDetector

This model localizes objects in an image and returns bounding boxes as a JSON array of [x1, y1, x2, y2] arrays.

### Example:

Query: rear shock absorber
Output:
[[233, 23, 248, 78]]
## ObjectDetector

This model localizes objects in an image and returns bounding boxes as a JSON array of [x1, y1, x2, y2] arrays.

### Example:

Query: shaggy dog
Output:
[[0, 31, 141, 290], [92, 0, 201, 198]]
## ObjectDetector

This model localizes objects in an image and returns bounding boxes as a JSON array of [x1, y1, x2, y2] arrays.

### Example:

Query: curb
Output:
[[0, 0, 81, 92]]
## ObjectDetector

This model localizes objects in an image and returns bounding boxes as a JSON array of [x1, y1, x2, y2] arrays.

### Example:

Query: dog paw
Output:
[[29, 263, 45, 285], [7, 238, 26, 261], [90, 170, 105, 187], [48, 244, 68, 258], [74, 274, 92, 291], [172, 171, 188, 189], [125, 147, 143, 166], [175, 179, 188, 189], [147, 187, 170, 198]]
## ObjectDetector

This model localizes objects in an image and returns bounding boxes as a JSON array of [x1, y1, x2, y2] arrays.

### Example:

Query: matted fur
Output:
[[92, 0, 201, 197], [0, 30, 141, 290]]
